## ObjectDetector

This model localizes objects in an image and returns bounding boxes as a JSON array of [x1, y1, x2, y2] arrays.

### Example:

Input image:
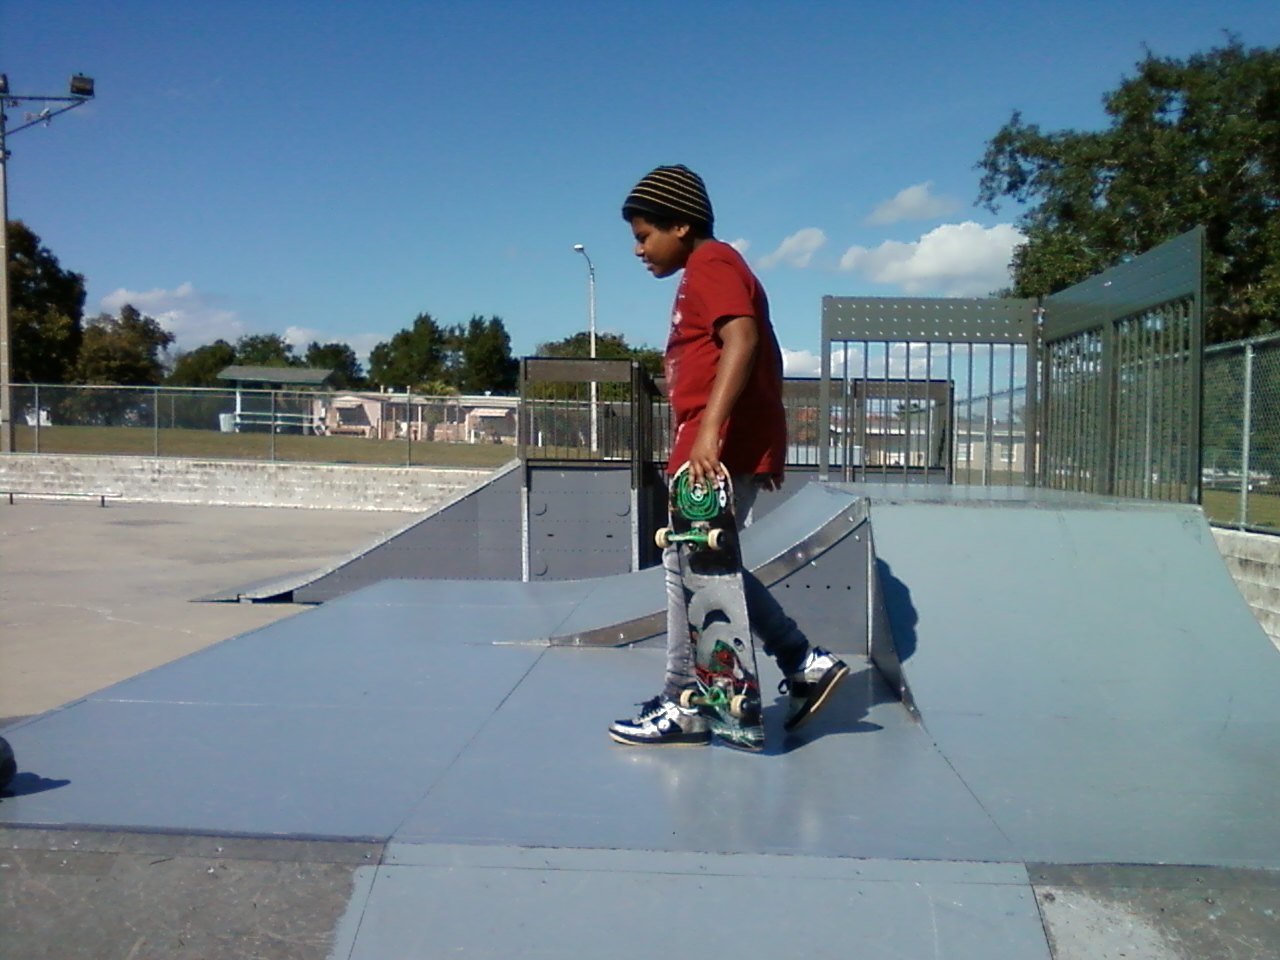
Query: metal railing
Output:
[[518, 358, 661, 470], [6, 383, 518, 467], [1203, 332, 1280, 532], [1039, 229, 1203, 502], [818, 296, 1039, 485]]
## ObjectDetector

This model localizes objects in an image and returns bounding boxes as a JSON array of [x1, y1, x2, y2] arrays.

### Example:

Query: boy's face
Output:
[[630, 217, 692, 279]]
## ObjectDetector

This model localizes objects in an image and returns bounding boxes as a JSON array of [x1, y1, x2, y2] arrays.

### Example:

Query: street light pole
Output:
[[573, 244, 598, 453], [0, 100, 10, 454], [0, 73, 96, 454]]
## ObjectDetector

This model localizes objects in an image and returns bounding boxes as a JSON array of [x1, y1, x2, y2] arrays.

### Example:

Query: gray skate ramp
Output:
[[208, 459, 525, 603], [856, 484, 1280, 867], [7, 484, 1280, 959]]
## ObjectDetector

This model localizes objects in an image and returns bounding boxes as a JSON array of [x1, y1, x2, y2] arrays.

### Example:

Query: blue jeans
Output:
[[662, 475, 810, 699]]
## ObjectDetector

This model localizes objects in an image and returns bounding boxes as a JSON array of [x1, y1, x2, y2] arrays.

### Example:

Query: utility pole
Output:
[[572, 244, 598, 453], [0, 73, 96, 453]]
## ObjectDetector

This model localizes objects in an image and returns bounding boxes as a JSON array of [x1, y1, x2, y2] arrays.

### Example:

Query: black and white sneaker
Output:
[[609, 695, 711, 746], [780, 647, 850, 732]]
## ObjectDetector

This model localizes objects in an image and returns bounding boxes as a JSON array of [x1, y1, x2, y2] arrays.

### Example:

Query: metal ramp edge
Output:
[[197, 459, 521, 603], [549, 487, 870, 646]]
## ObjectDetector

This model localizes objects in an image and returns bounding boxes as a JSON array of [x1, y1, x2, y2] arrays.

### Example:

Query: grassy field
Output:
[[1202, 488, 1280, 532], [12, 425, 516, 469]]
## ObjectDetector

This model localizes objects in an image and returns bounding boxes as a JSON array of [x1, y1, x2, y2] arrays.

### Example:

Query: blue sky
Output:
[[3, 1, 1277, 377]]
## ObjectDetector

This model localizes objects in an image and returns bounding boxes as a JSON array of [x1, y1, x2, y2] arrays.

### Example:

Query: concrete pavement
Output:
[[0, 500, 408, 722]]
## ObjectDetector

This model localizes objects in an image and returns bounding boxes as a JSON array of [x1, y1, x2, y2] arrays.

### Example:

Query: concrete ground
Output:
[[0, 499, 409, 723]]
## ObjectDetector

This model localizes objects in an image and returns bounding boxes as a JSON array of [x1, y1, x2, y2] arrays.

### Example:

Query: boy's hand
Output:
[[687, 427, 725, 486]]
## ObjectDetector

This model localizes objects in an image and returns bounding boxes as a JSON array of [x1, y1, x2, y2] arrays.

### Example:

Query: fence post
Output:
[[33, 384, 40, 453], [270, 390, 277, 462], [818, 323, 831, 481], [1239, 344, 1254, 529], [1098, 323, 1117, 496], [153, 387, 160, 458], [405, 388, 412, 467]]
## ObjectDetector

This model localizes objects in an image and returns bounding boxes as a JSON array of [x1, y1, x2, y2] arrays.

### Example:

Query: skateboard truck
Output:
[[656, 472, 730, 550], [678, 686, 757, 721], [654, 525, 727, 551]]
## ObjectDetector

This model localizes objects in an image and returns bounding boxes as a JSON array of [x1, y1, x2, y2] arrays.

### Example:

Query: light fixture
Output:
[[69, 75, 94, 98]]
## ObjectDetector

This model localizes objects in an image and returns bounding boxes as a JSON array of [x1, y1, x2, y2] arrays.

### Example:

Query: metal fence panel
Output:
[[1040, 227, 1204, 501], [818, 296, 1039, 484], [518, 358, 651, 464]]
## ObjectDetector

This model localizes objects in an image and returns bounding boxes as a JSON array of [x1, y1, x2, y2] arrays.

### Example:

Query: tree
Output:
[[534, 331, 664, 405], [304, 341, 365, 389], [537, 331, 663, 379], [74, 304, 175, 385], [368, 313, 448, 390], [448, 316, 518, 394], [234, 333, 298, 367], [7, 220, 86, 382], [167, 340, 237, 387], [977, 38, 1280, 342]]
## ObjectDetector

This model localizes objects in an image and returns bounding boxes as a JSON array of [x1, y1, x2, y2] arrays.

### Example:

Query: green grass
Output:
[[12, 425, 516, 469], [1202, 488, 1280, 532]]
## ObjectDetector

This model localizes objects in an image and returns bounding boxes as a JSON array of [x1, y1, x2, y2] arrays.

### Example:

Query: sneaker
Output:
[[608, 695, 711, 746], [780, 647, 850, 732]]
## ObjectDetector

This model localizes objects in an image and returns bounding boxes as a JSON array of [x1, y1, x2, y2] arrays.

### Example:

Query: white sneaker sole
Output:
[[784, 662, 850, 733]]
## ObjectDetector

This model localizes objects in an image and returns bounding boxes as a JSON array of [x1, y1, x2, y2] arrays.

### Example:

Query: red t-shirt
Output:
[[665, 240, 787, 478]]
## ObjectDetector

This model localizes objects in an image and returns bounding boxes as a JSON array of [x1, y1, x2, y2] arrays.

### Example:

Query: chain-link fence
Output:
[[1203, 333, 1280, 532], [7, 384, 518, 468]]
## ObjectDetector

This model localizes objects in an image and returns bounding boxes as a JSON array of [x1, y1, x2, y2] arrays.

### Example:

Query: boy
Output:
[[608, 164, 849, 747]]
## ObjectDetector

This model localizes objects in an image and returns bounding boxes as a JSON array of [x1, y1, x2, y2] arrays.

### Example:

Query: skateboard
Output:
[[655, 464, 764, 751]]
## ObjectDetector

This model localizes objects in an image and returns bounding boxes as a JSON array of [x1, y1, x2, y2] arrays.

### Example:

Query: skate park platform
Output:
[[5, 483, 1280, 958]]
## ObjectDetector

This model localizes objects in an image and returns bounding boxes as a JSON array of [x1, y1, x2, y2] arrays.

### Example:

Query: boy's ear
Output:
[[672, 223, 692, 241]]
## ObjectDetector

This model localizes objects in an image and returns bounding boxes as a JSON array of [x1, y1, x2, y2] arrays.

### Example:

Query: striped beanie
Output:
[[622, 164, 714, 232]]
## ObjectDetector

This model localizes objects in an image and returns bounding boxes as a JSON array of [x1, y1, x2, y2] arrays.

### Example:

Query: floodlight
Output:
[[0, 75, 8, 96], [69, 75, 94, 98], [573, 244, 584, 252]]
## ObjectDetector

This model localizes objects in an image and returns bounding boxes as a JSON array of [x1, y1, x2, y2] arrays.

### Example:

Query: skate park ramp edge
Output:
[[321, 481, 871, 649], [199, 458, 523, 603]]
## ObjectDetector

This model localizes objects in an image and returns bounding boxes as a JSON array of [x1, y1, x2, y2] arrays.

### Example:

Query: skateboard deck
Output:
[[656, 464, 764, 751]]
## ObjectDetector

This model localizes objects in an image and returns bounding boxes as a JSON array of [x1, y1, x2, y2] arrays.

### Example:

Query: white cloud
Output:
[[100, 283, 245, 350], [781, 348, 823, 378], [99, 284, 388, 366], [838, 221, 1024, 297], [757, 228, 827, 269], [865, 181, 960, 226], [283, 325, 321, 349], [780, 347, 860, 379], [728, 238, 751, 254]]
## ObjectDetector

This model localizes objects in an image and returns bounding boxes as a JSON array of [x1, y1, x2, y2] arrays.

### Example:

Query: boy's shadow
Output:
[[0, 735, 70, 799], [877, 557, 919, 663], [770, 665, 891, 753], [1, 772, 71, 799], [773, 557, 921, 752]]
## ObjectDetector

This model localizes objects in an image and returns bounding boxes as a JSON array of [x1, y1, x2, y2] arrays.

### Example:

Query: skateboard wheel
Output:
[[706, 528, 725, 551], [655, 527, 672, 549], [678, 689, 699, 709], [732, 696, 757, 727]]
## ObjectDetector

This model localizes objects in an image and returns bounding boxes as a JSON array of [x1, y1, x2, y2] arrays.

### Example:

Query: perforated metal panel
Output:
[[822, 296, 1038, 344]]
